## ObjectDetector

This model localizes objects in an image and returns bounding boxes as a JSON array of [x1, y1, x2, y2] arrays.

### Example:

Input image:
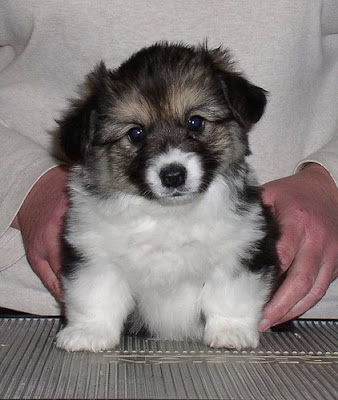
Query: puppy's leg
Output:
[[202, 270, 271, 349], [56, 262, 134, 352]]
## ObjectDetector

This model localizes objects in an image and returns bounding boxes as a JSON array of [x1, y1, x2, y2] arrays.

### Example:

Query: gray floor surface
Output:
[[0, 317, 337, 399]]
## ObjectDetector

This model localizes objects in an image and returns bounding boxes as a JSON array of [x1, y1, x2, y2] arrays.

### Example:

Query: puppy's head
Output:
[[56, 43, 266, 201]]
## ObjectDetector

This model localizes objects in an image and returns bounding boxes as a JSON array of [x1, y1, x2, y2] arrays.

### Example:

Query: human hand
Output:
[[15, 166, 69, 300], [259, 163, 338, 331]]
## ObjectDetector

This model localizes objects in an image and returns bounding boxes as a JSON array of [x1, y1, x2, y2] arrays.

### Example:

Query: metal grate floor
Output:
[[0, 318, 337, 399]]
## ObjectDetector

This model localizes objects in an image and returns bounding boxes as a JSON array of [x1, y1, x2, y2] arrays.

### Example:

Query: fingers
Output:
[[276, 215, 303, 272], [47, 233, 64, 279], [38, 259, 63, 300], [29, 252, 63, 301], [259, 241, 322, 331], [46, 239, 64, 300], [272, 258, 333, 325], [17, 166, 69, 301]]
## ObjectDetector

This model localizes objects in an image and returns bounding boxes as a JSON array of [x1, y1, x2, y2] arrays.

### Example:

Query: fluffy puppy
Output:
[[55, 42, 279, 352]]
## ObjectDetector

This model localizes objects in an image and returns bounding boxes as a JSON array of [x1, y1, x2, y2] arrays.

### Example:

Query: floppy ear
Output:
[[221, 71, 267, 126], [209, 47, 267, 127], [56, 62, 109, 162]]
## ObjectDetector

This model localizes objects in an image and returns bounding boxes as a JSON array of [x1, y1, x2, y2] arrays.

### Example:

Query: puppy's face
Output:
[[57, 43, 266, 201]]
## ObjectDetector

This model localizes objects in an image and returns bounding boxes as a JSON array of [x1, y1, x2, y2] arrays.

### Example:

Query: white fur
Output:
[[56, 165, 272, 352]]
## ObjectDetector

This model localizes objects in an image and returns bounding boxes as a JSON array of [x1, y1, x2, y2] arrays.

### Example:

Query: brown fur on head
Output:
[[56, 42, 267, 199]]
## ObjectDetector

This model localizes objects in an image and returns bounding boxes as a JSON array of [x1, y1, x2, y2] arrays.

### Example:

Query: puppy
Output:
[[55, 42, 279, 352]]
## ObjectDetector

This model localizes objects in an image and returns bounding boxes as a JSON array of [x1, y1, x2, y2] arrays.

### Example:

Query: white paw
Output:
[[204, 317, 260, 350], [56, 324, 120, 352]]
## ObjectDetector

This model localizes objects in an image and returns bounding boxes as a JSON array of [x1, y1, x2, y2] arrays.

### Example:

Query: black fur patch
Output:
[[62, 235, 85, 279], [241, 202, 280, 281]]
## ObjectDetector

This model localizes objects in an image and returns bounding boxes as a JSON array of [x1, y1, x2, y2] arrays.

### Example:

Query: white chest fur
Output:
[[69, 176, 263, 289]]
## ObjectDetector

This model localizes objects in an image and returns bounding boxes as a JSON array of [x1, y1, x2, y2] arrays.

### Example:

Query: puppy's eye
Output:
[[127, 126, 146, 144], [187, 115, 205, 135]]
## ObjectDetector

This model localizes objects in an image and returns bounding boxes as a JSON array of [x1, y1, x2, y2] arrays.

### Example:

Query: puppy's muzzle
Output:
[[160, 163, 187, 188]]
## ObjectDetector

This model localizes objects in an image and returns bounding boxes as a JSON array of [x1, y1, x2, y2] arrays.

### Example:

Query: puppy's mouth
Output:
[[154, 189, 199, 206], [152, 182, 199, 202], [171, 191, 186, 197], [161, 188, 196, 199]]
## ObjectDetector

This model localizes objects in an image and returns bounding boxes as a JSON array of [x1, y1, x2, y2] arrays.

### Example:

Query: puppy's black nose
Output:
[[160, 164, 187, 188]]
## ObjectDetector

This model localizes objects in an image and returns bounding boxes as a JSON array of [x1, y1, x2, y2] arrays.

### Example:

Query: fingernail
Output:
[[259, 319, 271, 332]]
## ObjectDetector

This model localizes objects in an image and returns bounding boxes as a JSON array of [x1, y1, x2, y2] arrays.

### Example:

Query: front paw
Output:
[[203, 317, 260, 350], [56, 324, 120, 352]]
